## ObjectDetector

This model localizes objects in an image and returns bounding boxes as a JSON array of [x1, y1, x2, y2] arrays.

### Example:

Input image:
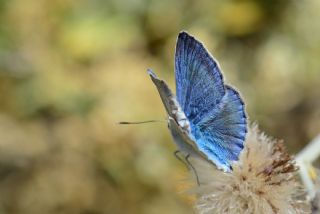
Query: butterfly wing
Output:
[[192, 86, 247, 171], [175, 32, 225, 123], [148, 69, 176, 116], [175, 32, 247, 171]]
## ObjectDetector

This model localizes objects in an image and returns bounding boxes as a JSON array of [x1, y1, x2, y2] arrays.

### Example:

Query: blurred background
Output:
[[0, 0, 319, 213]]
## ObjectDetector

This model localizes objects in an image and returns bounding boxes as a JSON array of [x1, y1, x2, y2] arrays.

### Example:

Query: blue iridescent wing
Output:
[[192, 86, 247, 171], [175, 32, 247, 171], [175, 32, 225, 122]]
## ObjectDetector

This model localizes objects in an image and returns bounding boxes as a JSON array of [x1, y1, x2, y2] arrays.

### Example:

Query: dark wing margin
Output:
[[175, 32, 225, 123]]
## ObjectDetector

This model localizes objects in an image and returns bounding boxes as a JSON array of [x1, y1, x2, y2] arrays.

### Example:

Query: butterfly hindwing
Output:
[[192, 86, 247, 171]]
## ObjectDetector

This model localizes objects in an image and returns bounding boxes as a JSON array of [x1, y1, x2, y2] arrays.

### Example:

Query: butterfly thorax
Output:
[[170, 98, 191, 133]]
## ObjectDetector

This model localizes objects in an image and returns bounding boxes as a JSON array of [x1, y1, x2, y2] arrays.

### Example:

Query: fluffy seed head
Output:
[[188, 125, 310, 214]]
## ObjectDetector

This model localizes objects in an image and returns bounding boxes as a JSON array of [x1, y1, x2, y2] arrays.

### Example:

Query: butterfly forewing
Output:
[[175, 32, 225, 123]]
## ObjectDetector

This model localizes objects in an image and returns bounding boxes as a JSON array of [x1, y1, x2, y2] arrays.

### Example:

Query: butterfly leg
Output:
[[185, 154, 200, 186], [174, 151, 200, 185], [174, 150, 188, 169]]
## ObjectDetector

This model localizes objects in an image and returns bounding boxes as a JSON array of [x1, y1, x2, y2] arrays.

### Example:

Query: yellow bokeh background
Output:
[[0, 0, 319, 213]]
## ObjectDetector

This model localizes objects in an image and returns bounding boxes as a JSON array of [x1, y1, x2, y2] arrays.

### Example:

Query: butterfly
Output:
[[148, 32, 247, 172]]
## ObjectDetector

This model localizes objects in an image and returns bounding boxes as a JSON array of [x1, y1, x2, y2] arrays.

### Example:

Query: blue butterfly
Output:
[[148, 32, 247, 172]]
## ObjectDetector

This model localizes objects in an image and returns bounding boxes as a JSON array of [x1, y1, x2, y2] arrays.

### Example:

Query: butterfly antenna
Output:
[[118, 120, 166, 125]]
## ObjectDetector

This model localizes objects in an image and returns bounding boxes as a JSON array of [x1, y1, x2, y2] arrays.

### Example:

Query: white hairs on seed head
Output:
[[185, 124, 310, 214]]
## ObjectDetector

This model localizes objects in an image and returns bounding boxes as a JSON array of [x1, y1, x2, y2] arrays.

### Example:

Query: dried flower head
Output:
[[188, 125, 310, 214]]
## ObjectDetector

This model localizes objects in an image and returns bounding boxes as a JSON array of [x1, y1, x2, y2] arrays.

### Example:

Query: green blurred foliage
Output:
[[0, 0, 319, 213]]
